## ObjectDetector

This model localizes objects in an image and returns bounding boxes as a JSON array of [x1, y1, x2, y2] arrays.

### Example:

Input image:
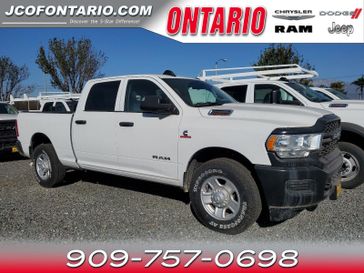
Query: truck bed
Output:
[[17, 112, 77, 167]]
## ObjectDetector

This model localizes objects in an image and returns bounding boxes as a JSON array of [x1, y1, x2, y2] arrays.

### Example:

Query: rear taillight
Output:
[[15, 120, 19, 137]]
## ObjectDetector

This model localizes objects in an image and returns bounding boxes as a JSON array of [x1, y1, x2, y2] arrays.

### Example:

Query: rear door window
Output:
[[254, 84, 275, 103], [221, 85, 247, 102], [85, 81, 120, 112]]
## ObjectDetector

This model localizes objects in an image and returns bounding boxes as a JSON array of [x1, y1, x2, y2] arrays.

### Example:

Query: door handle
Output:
[[119, 122, 134, 127], [75, 120, 87, 125]]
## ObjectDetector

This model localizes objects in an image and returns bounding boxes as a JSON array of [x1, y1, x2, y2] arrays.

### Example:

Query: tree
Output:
[[352, 75, 364, 100], [254, 44, 313, 69], [36, 37, 107, 93], [330, 81, 346, 92], [254, 44, 314, 85], [0, 56, 30, 101]]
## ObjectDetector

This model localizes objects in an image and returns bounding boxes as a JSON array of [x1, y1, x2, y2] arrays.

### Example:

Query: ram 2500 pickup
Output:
[[0, 102, 18, 153], [17, 75, 342, 234]]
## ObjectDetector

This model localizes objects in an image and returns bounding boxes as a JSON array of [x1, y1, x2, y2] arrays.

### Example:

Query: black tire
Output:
[[32, 144, 65, 188], [339, 142, 364, 189], [189, 158, 262, 234]]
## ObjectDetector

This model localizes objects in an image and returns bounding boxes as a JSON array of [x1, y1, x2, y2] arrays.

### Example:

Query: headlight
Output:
[[266, 134, 322, 158]]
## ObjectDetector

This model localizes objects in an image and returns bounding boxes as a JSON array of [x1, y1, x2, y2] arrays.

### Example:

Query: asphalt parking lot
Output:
[[0, 153, 363, 242]]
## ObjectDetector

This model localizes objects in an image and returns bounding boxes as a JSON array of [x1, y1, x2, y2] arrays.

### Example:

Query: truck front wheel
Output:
[[32, 144, 65, 188], [189, 158, 262, 234], [339, 142, 364, 189]]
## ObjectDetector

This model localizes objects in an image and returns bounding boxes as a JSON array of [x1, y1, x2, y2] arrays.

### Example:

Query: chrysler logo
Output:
[[273, 10, 315, 20], [273, 15, 315, 20]]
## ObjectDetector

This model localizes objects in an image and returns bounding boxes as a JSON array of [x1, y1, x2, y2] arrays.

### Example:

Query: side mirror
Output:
[[140, 95, 177, 114]]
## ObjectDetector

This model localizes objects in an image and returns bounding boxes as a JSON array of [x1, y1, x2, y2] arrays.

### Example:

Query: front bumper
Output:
[[255, 148, 342, 222]]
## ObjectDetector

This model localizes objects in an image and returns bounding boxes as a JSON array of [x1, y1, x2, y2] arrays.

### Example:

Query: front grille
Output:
[[0, 120, 17, 140], [324, 120, 341, 134], [319, 120, 341, 157]]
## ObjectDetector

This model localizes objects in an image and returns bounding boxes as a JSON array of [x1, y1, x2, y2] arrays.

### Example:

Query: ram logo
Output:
[[275, 25, 312, 33], [152, 155, 171, 161]]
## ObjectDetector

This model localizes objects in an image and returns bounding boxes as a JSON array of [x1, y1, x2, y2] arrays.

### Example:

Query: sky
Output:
[[0, 28, 363, 93]]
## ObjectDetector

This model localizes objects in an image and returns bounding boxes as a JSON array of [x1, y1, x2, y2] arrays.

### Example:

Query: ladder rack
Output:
[[9, 92, 80, 111], [198, 64, 318, 84], [10, 92, 80, 104]]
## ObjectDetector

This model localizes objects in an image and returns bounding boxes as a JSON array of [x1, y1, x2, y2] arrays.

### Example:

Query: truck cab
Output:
[[200, 65, 364, 189]]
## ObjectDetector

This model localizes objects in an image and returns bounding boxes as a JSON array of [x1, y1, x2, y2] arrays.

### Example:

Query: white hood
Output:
[[198, 103, 332, 128]]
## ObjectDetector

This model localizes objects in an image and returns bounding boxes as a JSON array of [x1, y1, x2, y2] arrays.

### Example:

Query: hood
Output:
[[198, 103, 332, 128], [0, 114, 17, 121], [321, 100, 364, 110]]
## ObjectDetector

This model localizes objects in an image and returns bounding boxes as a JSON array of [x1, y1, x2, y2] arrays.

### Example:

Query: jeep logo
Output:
[[328, 22, 354, 36], [275, 25, 312, 33]]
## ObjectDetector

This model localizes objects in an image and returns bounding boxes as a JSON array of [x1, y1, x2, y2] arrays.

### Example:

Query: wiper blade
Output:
[[194, 102, 224, 107]]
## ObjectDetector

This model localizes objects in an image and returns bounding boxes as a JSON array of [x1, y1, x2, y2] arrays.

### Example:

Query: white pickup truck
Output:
[[200, 65, 364, 189], [0, 102, 18, 153], [17, 74, 342, 234]]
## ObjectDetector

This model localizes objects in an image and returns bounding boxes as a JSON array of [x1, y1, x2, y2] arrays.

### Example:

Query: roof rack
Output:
[[198, 64, 319, 84]]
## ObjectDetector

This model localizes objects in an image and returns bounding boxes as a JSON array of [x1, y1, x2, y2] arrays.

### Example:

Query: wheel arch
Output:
[[30, 133, 52, 156], [341, 122, 364, 150], [183, 147, 255, 192]]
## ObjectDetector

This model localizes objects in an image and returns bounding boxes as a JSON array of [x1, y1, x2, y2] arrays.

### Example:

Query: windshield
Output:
[[326, 88, 348, 100], [0, 103, 18, 114], [162, 78, 235, 107], [286, 82, 332, 103]]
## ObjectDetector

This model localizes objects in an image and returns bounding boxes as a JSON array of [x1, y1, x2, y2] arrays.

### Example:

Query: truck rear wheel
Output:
[[32, 144, 65, 188], [189, 158, 262, 234], [339, 142, 364, 189]]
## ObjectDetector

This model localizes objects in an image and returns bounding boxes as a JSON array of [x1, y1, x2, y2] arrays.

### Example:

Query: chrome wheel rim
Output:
[[200, 176, 240, 221], [341, 152, 360, 182], [36, 152, 52, 180]]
